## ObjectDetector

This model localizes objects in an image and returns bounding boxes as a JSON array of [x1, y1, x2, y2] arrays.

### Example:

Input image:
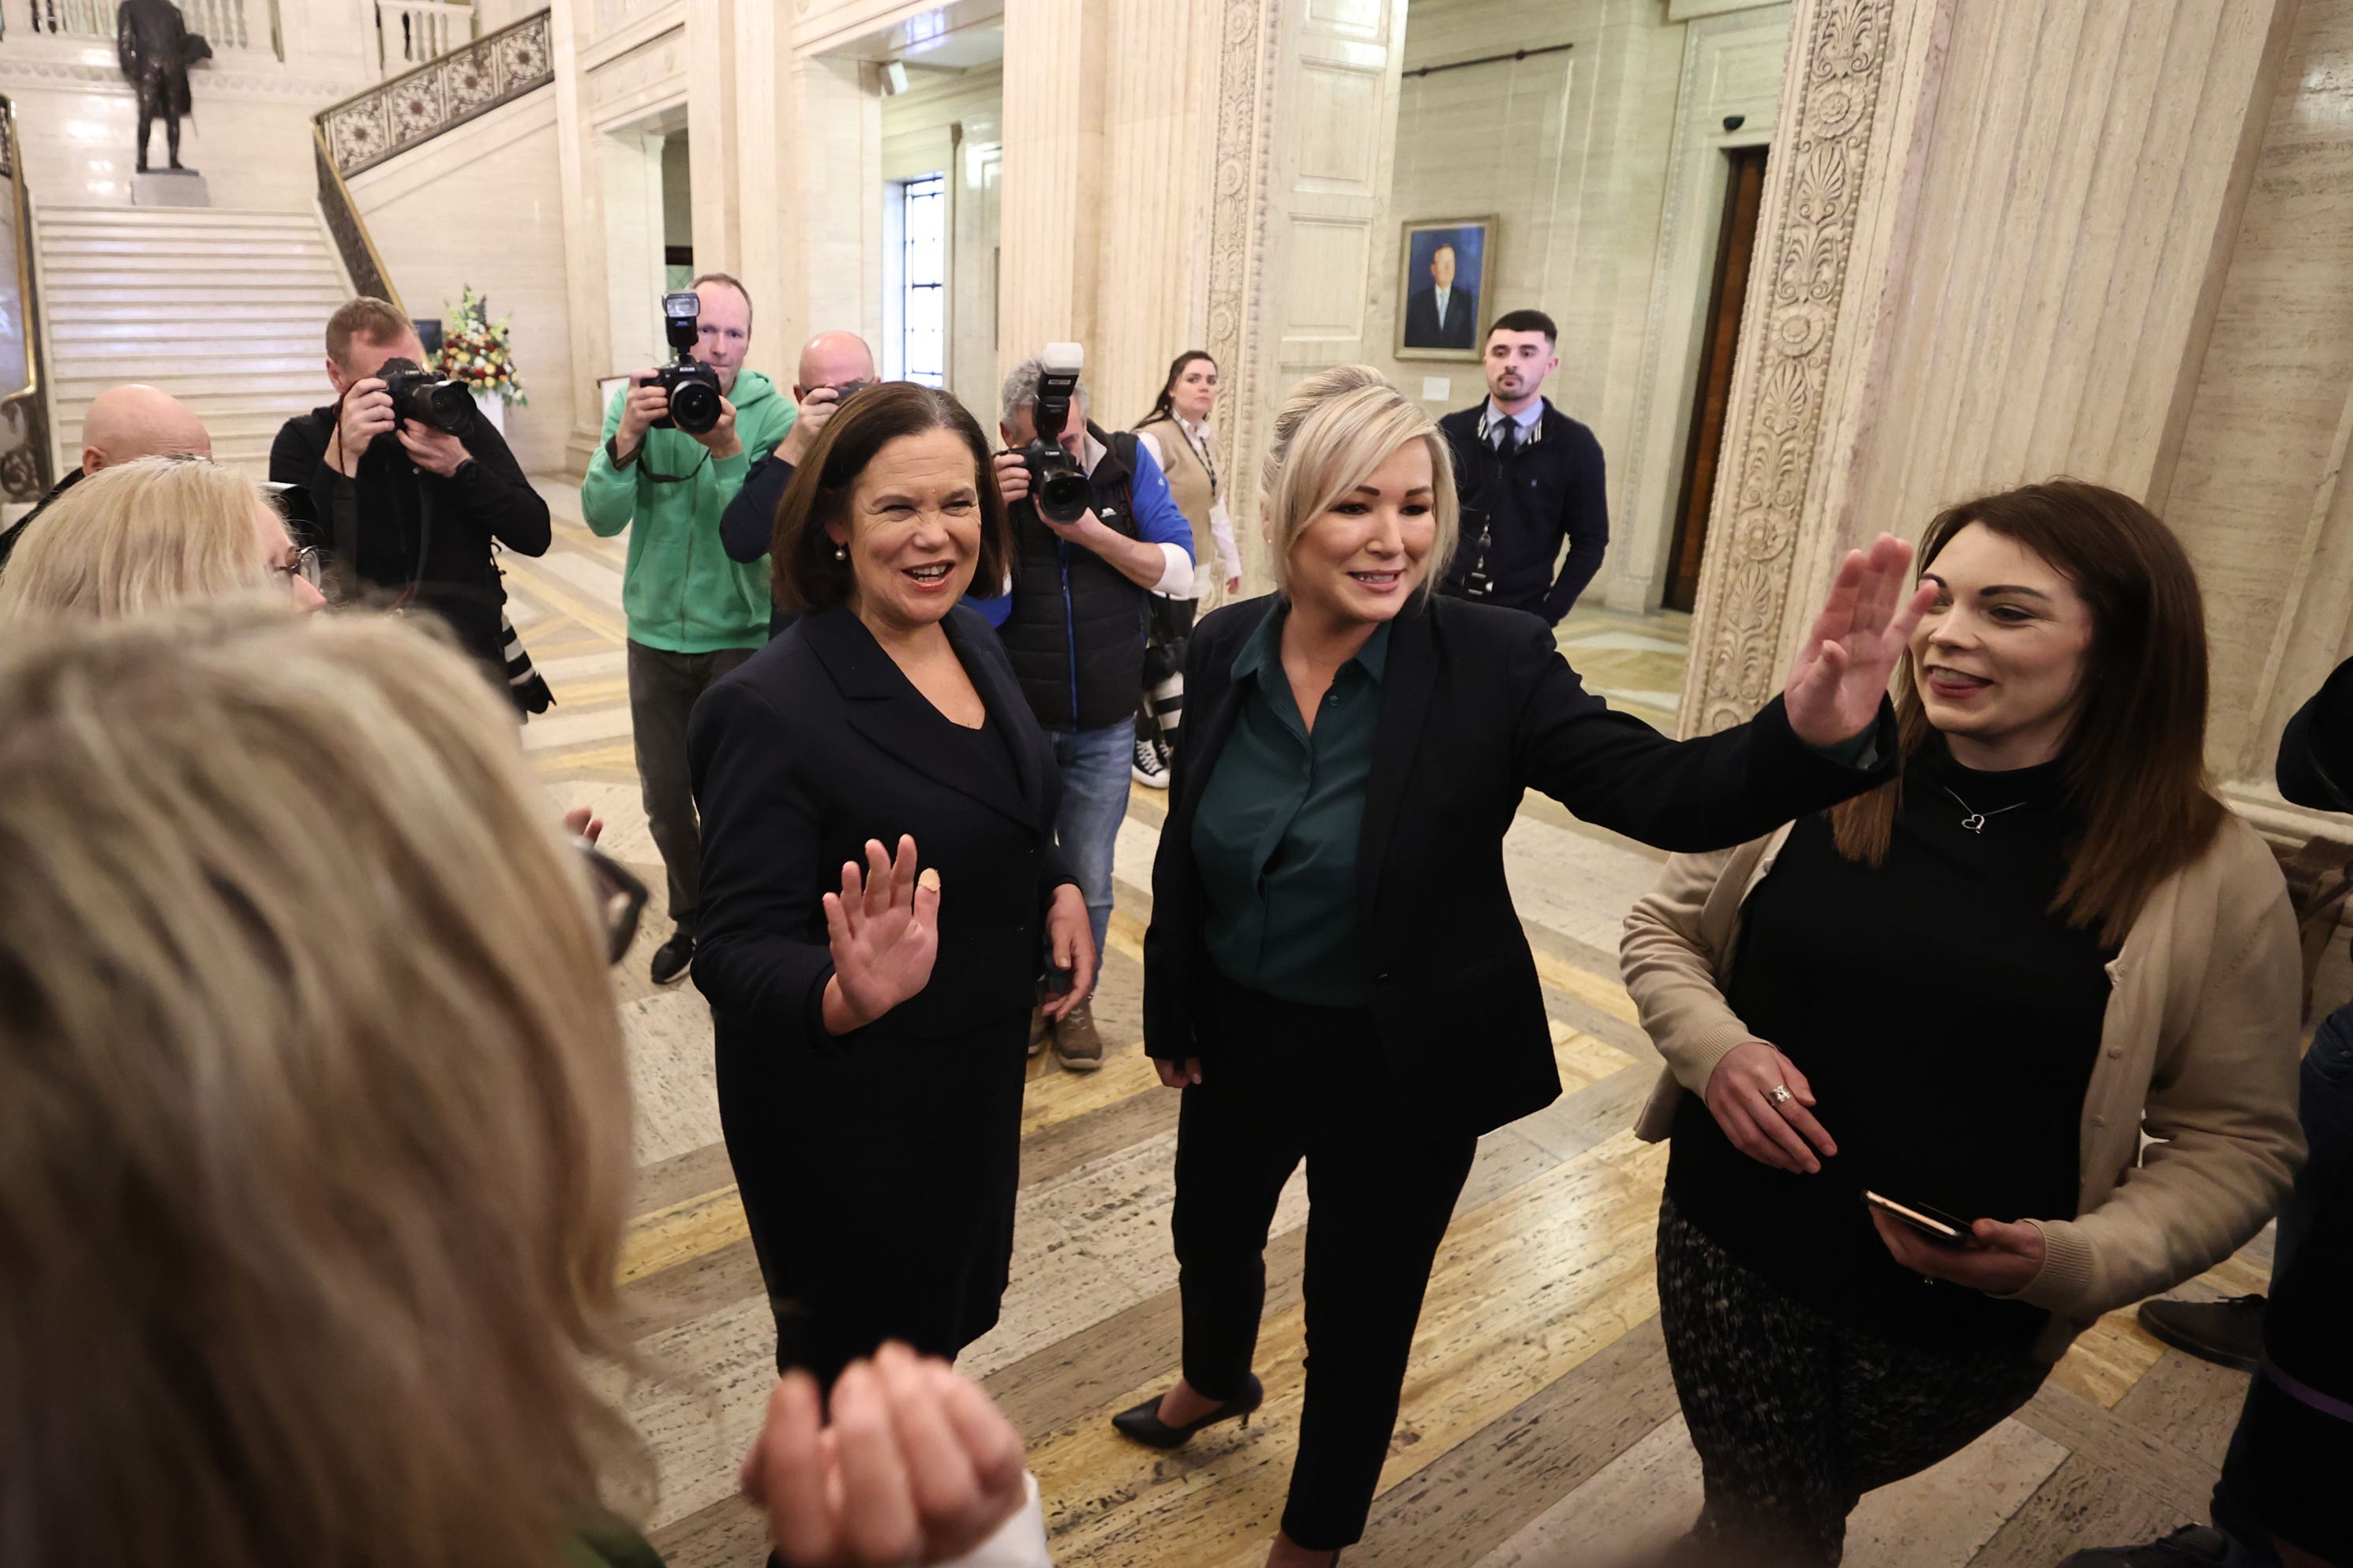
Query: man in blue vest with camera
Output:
[[976, 346, 1195, 1072]]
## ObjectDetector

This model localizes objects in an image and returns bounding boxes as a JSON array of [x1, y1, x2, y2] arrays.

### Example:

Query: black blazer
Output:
[[1404, 286, 1479, 351], [1143, 593, 1897, 1137], [690, 603, 1076, 1050]]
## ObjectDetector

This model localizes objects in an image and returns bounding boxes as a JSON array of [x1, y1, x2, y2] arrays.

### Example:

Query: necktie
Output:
[[1494, 417, 1519, 457]]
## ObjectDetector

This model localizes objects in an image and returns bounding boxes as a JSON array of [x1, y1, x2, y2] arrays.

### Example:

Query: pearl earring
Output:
[[834, 544, 848, 562]]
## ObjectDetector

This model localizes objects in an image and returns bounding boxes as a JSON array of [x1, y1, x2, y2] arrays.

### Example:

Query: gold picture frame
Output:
[[1395, 215, 1496, 361]]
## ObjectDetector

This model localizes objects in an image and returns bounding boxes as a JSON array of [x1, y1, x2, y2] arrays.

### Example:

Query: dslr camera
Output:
[[1016, 342, 1093, 526], [375, 357, 472, 434], [650, 290, 724, 436]]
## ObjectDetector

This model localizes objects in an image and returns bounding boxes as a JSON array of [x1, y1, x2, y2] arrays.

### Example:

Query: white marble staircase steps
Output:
[[36, 204, 353, 474]]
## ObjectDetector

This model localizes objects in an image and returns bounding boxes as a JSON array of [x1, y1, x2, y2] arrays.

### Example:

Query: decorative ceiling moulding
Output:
[[577, 3, 685, 72], [1679, 0, 1906, 736], [320, 11, 555, 178]]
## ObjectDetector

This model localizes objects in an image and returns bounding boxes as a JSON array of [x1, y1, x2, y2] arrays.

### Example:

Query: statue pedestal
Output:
[[132, 171, 209, 208]]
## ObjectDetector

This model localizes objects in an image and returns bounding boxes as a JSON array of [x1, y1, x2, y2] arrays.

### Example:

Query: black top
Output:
[[1145, 593, 1898, 1137], [689, 603, 1077, 1052], [2278, 653, 2353, 813], [1665, 737, 2113, 1351], [269, 404, 551, 672], [995, 426, 1148, 733], [1436, 400, 1609, 624], [0, 466, 85, 577], [720, 450, 798, 639], [2269, 656, 2353, 1392]]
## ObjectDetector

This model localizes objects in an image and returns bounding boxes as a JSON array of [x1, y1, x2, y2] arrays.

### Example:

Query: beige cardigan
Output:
[[1622, 812, 2307, 1360]]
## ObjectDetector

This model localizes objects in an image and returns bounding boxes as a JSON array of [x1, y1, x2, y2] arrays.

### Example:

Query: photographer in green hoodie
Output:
[[582, 272, 796, 986]]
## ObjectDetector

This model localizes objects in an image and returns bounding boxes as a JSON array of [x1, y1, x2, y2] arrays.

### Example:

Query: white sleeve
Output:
[[1209, 498, 1240, 580], [1136, 429, 1165, 470], [1152, 541, 1196, 599], [938, 1472, 1053, 1566]]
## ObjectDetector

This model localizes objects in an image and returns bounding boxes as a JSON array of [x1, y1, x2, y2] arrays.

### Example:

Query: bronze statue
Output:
[[116, 0, 208, 175]]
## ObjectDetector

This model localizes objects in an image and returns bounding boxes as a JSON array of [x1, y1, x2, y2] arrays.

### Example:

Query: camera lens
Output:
[[669, 377, 721, 436], [426, 382, 473, 431], [1037, 469, 1092, 526]]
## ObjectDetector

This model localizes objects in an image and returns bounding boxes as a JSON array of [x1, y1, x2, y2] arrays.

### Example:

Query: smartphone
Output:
[[1864, 1190, 1976, 1247]]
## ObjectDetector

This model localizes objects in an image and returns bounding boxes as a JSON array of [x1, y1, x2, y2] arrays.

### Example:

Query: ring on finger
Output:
[[1767, 1084, 1795, 1108]]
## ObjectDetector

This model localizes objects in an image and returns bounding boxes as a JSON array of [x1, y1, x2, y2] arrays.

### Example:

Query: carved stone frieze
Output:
[[319, 10, 553, 178], [1684, 0, 1894, 734], [1204, 0, 1280, 510]]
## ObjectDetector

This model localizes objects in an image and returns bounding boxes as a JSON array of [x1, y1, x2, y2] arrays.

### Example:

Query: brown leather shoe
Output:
[[1053, 1000, 1104, 1072]]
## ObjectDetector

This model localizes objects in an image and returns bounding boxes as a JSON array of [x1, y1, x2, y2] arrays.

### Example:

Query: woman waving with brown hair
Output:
[[1624, 480, 2305, 1566]]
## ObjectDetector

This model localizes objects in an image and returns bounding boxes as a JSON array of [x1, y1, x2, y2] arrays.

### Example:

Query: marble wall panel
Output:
[[347, 91, 580, 472], [2162, 0, 2353, 787]]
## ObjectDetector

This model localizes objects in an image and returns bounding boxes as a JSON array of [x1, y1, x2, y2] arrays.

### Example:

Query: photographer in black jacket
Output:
[[1437, 309, 1609, 625], [271, 298, 550, 684]]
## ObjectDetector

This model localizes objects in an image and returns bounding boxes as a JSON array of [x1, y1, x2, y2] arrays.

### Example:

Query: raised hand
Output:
[[1781, 533, 1939, 747], [820, 836, 942, 1035], [743, 1344, 1032, 1568]]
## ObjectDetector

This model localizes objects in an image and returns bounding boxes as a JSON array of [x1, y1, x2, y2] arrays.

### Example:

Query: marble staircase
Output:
[[36, 204, 351, 474]]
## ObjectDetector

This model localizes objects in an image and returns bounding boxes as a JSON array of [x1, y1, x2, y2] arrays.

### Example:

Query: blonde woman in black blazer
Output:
[[1116, 372, 1935, 1566]]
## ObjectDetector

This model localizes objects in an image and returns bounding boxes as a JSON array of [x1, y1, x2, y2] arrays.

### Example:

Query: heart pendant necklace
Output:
[[1944, 787, 2028, 835]]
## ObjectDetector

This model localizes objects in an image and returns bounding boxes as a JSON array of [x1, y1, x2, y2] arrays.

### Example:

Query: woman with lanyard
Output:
[[1119, 369, 1932, 1566], [1130, 351, 1244, 788], [1622, 480, 2306, 1566]]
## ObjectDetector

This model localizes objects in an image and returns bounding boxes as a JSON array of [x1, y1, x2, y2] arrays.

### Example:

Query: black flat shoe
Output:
[[1111, 1375, 1264, 1450]]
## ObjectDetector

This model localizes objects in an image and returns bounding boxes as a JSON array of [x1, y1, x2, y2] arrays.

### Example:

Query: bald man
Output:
[[0, 384, 212, 573], [718, 330, 879, 574]]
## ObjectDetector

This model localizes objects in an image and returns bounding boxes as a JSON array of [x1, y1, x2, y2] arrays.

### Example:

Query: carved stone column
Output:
[[1680, 0, 2299, 735], [1201, 0, 1414, 586]]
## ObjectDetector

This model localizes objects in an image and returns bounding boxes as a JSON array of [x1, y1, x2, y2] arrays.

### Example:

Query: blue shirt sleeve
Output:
[[1127, 441, 1195, 559]]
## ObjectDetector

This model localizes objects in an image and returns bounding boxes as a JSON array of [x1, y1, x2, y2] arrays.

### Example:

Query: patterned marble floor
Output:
[[506, 489, 2271, 1568], [1555, 603, 1692, 734]]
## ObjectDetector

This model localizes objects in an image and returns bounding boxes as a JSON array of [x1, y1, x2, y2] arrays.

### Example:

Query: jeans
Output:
[[628, 639, 757, 934], [2212, 1002, 2353, 1565], [1050, 722, 1132, 967]]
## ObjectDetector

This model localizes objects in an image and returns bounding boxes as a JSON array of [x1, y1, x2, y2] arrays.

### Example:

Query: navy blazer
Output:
[[691, 603, 1076, 1049], [1143, 592, 1898, 1136]]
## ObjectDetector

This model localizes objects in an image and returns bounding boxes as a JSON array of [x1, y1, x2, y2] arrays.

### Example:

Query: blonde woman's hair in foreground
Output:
[[0, 600, 646, 1568], [1259, 368, 1458, 601], [0, 455, 282, 623]]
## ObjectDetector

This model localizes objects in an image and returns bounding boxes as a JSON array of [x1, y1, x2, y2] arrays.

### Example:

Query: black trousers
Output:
[[1171, 982, 1477, 1551]]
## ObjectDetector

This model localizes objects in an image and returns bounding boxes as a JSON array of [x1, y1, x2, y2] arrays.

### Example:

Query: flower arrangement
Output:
[[437, 286, 527, 407]]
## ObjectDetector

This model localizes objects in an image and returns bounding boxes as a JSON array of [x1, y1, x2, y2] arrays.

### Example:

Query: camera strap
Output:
[[393, 472, 434, 610]]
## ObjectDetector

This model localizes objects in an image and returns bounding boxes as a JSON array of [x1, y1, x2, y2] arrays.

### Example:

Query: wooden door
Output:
[[1665, 144, 1768, 613]]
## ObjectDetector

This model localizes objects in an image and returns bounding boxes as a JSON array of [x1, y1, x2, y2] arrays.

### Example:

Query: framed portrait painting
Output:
[[1396, 216, 1494, 361]]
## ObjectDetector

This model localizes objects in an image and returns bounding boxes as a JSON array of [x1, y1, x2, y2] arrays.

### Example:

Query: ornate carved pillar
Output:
[[1680, 0, 2298, 735], [1202, 0, 1414, 586]]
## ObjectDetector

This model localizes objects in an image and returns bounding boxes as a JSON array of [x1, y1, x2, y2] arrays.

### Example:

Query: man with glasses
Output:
[[581, 271, 796, 986], [271, 296, 551, 681]]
